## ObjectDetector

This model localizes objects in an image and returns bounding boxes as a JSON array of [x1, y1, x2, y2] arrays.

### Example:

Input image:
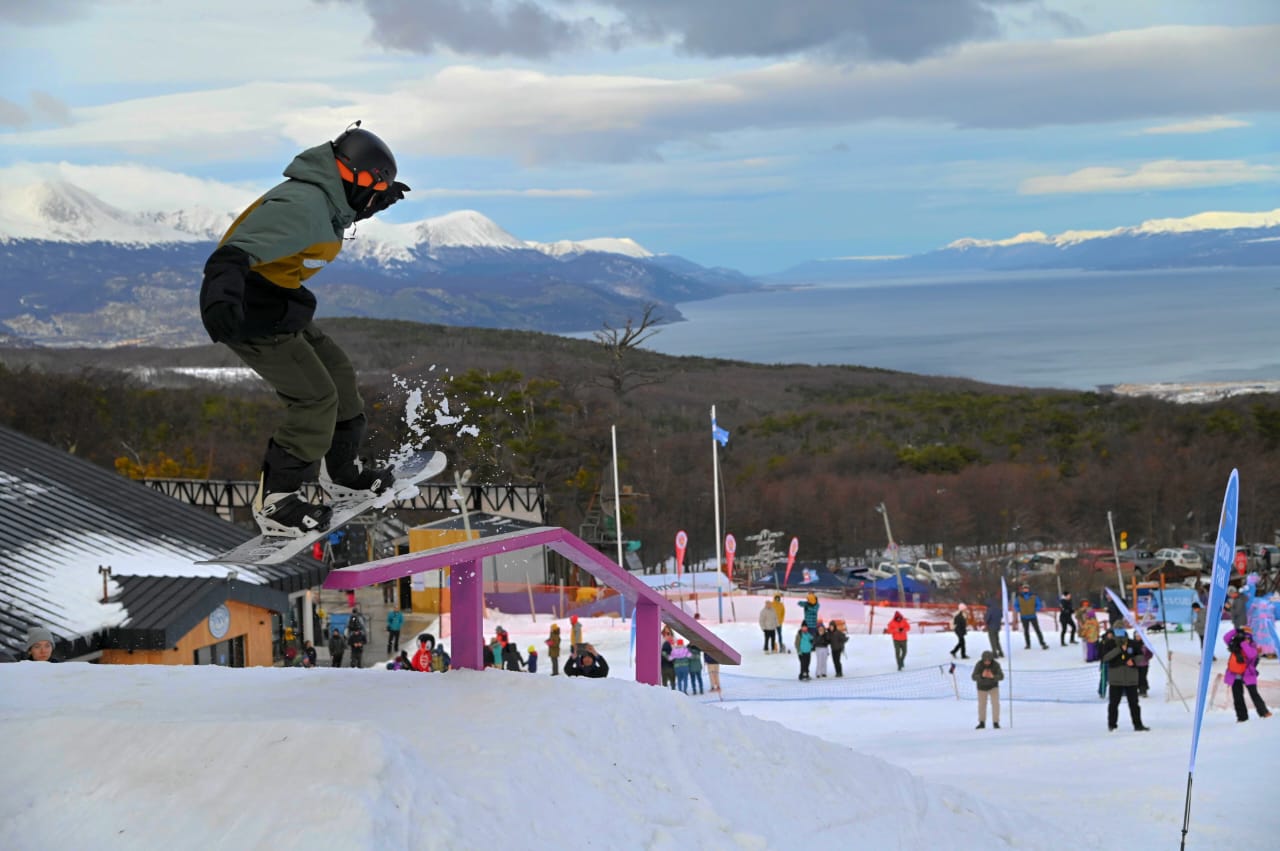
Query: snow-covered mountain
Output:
[[771, 208, 1280, 282], [0, 181, 752, 347]]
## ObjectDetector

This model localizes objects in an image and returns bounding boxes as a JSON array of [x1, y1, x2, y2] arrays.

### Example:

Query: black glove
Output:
[[203, 300, 244, 343], [365, 181, 410, 217]]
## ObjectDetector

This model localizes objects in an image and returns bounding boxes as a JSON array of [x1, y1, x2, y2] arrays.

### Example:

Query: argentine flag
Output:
[[712, 418, 730, 447]]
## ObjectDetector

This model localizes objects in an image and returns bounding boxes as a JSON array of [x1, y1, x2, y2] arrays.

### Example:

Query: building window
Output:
[[193, 635, 246, 667]]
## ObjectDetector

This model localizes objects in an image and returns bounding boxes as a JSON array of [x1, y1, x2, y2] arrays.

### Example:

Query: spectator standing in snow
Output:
[[1191, 601, 1206, 652], [771, 594, 786, 650], [671, 639, 692, 693], [327, 627, 346, 668], [1059, 591, 1077, 645], [886, 611, 910, 671], [1227, 586, 1249, 630], [1078, 601, 1100, 662], [795, 625, 814, 681], [347, 619, 367, 668], [385, 608, 403, 653], [545, 623, 562, 676], [526, 646, 538, 674], [971, 650, 1003, 729], [826, 620, 847, 677], [706, 649, 722, 693], [950, 604, 969, 659], [813, 623, 831, 677], [565, 646, 609, 678], [798, 591, 820, 631], [1102, 633, 1150, 732], [570, 615, 584, 656], [24, 627, 58, 662], [1224, 626, 1272, 721], [984, 599, 1004, 658], [502, 640, 526, 672], [1016, 584, 1049, 650], [759, 600, 779, 652], [688, 644, 705, 695], [660, 627, 677, 690], [1135, 636, 1153, 697]]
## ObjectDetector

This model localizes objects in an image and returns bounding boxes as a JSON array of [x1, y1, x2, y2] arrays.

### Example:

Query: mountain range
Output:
[[769, 209, 1280, 283], [0, 181, 755, 347], [2, 178, 1278, 349]]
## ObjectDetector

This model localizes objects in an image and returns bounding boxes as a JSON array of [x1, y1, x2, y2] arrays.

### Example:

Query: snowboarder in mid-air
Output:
[[199, 123, 410, 537]]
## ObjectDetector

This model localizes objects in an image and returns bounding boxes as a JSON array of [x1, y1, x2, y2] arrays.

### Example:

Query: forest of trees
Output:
[[2, 316, 1279, 569]]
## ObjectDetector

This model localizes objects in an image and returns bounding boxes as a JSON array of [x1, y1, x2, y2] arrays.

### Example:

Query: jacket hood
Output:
[[283, 143, 357, 227]]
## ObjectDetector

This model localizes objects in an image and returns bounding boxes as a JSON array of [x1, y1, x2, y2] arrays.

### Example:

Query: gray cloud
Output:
[[322, 0, 600, 58], [0, 0, 98, 25], [0, 98, 30, 129], [588, 0, 1040, 61], [328, 0, 1059, 61], [29, 91, 73, 125], [0, 91, 73, 129]]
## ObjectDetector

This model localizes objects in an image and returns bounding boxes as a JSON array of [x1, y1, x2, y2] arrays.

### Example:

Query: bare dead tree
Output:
[[593, 303, 664, 403]]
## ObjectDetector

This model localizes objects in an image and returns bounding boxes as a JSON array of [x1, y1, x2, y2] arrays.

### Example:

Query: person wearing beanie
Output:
[[526, 645, 539, 674], [971, 650, 1003, 729], [26, 626, 58, 662]]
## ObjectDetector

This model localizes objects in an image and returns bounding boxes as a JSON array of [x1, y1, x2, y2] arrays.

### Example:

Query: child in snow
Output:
[[526, 646, 538, 674], [671, 639, 692, 693], [1224, 626, 1272, 722]]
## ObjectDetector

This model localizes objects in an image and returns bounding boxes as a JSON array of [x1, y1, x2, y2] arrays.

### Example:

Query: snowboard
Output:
[[199, 450, 447, 566]]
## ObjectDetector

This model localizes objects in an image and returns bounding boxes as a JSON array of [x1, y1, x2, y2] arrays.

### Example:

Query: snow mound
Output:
[[0, 663, 1054, 849]]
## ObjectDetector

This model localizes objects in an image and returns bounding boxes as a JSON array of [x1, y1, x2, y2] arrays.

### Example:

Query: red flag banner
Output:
[[675, 530, 688, 578], [783, 536, 800, 586], [725, 533, 736, 580]]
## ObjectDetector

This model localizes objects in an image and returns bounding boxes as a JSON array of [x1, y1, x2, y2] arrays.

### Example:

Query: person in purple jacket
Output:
[[1224, 626, 1272, 722]]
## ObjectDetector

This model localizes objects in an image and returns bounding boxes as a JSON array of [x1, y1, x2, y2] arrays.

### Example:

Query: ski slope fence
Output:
[[707, 662, 1101, 704]]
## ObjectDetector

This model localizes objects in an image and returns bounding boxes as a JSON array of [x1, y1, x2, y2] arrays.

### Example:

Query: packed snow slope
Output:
[[3, 603, 1277, 850]]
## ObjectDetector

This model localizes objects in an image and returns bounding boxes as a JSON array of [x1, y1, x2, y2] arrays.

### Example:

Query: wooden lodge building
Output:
[[0, 425, 324, 665]]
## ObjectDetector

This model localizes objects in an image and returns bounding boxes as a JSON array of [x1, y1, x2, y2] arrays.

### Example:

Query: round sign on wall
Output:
[[208, 604, 231, 639]]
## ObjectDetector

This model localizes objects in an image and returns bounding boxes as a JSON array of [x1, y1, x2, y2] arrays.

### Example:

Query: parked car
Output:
[[834, 564, 871, 585], [866, 561, 915, 581], [1080, 547, 1162, 573], [911, 559, 961, 588], [1153, 548, 1204, 570]]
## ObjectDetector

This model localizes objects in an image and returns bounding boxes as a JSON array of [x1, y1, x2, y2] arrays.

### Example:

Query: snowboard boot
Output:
[[975, 722, 985, 729], [320, 415, 394, 501], [254, 440, 331, 537]]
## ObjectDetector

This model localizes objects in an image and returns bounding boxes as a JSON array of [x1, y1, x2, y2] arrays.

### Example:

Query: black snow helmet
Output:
[[332, 123, 398, 218]]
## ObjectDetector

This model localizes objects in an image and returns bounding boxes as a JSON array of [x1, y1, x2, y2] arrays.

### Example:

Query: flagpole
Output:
[[712, 405, 724, 601], [611, 425, 626, 619]]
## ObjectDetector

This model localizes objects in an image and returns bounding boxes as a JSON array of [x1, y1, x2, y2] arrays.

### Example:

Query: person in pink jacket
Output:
[[1223, 626, 1272, 722]]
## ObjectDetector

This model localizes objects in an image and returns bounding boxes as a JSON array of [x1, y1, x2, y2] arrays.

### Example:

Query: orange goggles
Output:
[[335, 158, 390, 192]]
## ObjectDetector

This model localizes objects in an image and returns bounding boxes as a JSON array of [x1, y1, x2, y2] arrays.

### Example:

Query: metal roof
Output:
[[106, 575, 289, 651], [0, 424, 326, 659]]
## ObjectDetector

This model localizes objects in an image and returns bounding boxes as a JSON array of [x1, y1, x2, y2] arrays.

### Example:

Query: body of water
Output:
[[632, 267, 1280, 390]]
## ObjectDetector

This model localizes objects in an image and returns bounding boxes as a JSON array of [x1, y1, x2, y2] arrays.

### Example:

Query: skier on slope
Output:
[[199, 123, 410, 536]]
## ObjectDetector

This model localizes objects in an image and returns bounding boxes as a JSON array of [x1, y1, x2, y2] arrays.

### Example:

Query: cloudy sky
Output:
[[1, 0, 1276, 272]]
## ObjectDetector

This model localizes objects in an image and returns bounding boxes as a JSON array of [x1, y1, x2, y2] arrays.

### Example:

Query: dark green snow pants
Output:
[[226, 323, 364, 462]]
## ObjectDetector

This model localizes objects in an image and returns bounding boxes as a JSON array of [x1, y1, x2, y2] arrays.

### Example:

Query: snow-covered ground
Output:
[[2, 598, 1276, 850]]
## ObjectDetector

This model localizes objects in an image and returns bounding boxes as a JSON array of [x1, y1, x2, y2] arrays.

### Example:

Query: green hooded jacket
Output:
[[200, 143, 358, 340]]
